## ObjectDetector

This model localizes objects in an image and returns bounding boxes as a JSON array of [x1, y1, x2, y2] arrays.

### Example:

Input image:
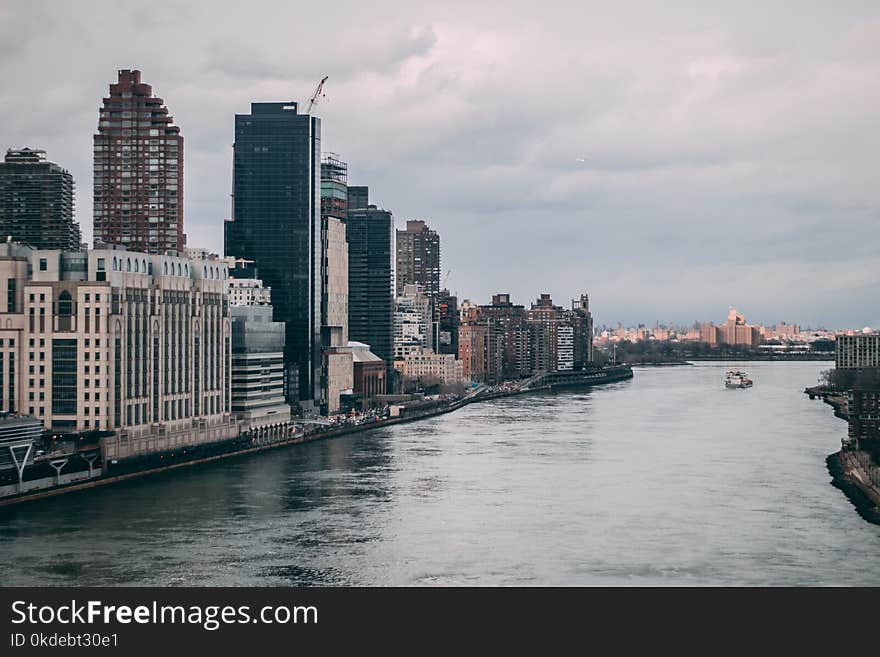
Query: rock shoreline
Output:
[[826, 453, 880, 525]]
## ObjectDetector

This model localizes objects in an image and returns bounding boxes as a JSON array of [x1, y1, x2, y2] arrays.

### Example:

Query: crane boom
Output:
[[305, 76, 328, 114]]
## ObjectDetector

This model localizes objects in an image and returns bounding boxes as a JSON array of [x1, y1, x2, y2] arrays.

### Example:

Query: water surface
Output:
[[2, 361, 878, 586]]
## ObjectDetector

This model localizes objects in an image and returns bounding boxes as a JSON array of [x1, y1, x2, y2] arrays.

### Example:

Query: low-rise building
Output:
[[230, 305, 290, 428], [396, 348, 463, 385], [347, 341, 386, 405]]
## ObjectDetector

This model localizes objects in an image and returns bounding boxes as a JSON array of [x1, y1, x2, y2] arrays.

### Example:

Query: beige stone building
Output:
[[396, 348, 463, 385], [0, 241, 235, 458], [321, 216, 353, 414]]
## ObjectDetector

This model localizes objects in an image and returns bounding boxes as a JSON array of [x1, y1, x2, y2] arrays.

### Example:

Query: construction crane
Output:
[[441, 269, 452, 290], [305, 76, 328, 114]]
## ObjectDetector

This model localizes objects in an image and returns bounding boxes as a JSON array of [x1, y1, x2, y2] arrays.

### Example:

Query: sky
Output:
[[0, 0, 878, 329]]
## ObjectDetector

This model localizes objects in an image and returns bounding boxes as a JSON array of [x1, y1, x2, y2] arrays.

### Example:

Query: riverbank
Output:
[[806, 386, 880, 525], [0, 366, 634, 507], [804, 385, 849, 420], [826, 452, 880, 525]]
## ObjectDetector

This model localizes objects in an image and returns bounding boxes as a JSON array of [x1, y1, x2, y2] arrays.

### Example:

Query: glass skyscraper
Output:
[[225, 102, 322, 411], [344, 187, 394, 387]]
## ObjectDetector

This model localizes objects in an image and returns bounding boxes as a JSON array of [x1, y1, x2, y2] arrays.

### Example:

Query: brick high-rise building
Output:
[[395, 219, 440, 303], [93, 69, 184, 254], [0, 148, 81, 250], [480, 293, 529, 380]]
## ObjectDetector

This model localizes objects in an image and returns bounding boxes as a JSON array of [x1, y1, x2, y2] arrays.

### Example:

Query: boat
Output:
[[725, 370, 753, 389]]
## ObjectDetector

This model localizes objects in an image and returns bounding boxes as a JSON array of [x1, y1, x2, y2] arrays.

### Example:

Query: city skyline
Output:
[[0, 1, 878, 328]]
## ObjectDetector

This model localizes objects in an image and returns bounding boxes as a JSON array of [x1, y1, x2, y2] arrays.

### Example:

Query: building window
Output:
[[58, 291, 74, 332], [39, 259, 47, 271], [52, 339, 77, 415], [6, 279, 15, 313]]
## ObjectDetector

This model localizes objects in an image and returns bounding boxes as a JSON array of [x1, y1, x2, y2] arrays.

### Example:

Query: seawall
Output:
[[826, 451, 880, 525]]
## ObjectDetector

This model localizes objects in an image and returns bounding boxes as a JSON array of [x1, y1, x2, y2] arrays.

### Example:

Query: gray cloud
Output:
[[0, 0, 878, 329]]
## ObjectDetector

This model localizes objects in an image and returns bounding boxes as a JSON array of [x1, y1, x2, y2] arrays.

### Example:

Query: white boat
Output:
[[725, 370, 753, 389]]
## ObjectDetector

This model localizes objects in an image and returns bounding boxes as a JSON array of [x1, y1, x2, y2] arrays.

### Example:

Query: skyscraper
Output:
[[395, 219, 440, 302], [344, 187, 394, 388], [225, 101, 322, 411], [320, 154, 353, 414], [93, 69, 184, 254], [0, 148, 80, 250], [347, 186, 369, 211]]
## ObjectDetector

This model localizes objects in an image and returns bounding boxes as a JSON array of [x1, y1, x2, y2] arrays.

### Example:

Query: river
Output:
[[2, 360, 879, 586]]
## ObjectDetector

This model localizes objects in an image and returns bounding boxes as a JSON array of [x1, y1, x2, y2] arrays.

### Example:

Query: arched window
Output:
[[58, 291, 73, 316], [58, 291, 73, 331], [126, 258, 131, 272], [164, 262, 168, 275], [134, 260, 139, 273], [113, 257, 118, 270]]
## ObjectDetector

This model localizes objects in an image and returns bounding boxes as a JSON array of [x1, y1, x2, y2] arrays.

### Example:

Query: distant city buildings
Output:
[[93, 69, 184, 254], [0, 148, 81, 250], [721, 308, 762, 347], [458, 291, 593, 384], [225, 100, 322, 412], [595, 308, 832, 348]]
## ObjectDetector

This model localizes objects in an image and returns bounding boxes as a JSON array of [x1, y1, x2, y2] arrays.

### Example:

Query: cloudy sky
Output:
[[1, 1, 878, 328]]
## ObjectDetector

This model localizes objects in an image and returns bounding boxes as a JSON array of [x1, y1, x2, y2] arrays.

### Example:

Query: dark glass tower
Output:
[[225, 102, 322, 410], [344, 187, 394, 388], [0, 148, 80, 250]]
